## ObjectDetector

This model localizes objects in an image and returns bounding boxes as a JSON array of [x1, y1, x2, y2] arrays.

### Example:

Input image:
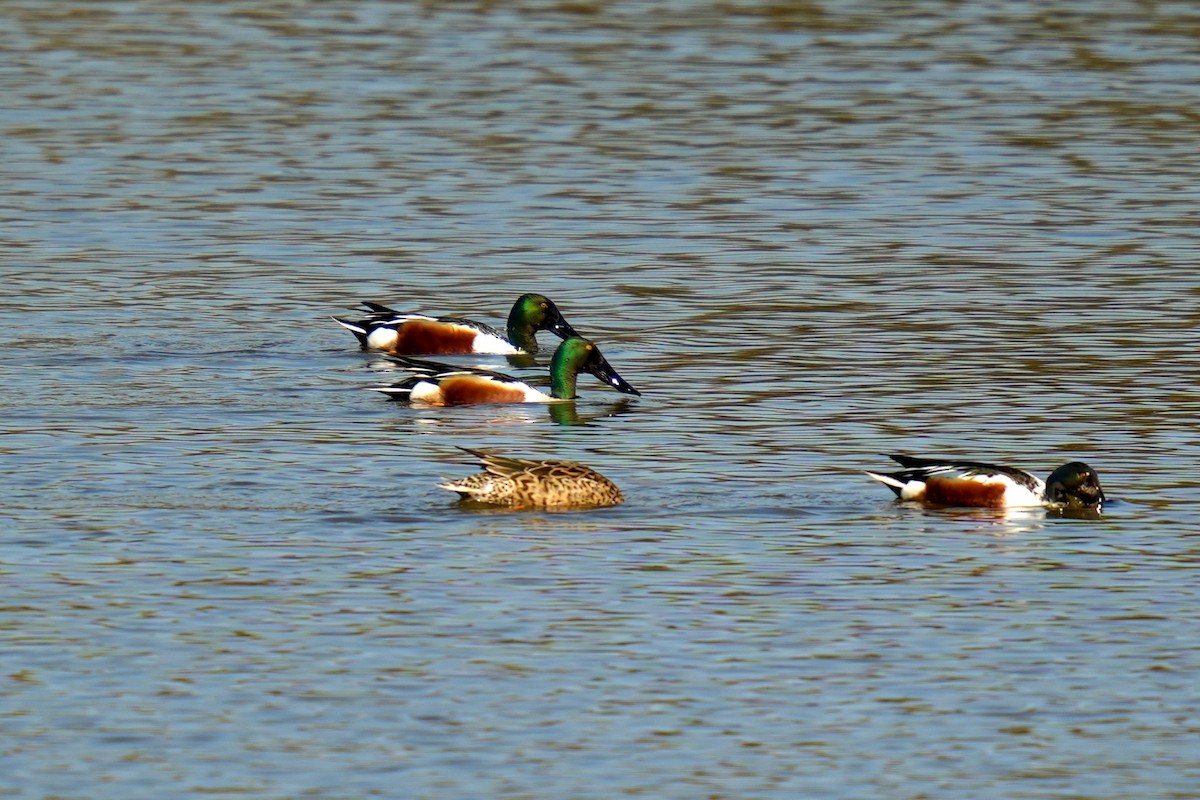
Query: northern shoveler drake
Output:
[[866, 454, 1106, 510], [367, 337, 640, 406], [439, 447, 624, 510], [331, 293, 580, 355]]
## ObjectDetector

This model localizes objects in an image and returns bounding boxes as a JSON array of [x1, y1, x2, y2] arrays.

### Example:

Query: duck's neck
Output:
[[548, 356, 579, 400], [506, 317, 538, 354]]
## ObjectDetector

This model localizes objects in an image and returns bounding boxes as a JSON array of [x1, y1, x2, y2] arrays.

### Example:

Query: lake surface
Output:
[[3, 2, 1199, 798]]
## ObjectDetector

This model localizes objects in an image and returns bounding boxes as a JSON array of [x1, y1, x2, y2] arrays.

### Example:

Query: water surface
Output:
[[3, 2, 1200, 798]]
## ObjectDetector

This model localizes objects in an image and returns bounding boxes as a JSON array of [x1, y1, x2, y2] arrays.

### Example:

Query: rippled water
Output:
[[3, 2, 1200, 797]]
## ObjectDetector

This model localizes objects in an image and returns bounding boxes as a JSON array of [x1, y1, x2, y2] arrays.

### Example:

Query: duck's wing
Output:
[[382, 355, 527, 384], [457, 446, 546, 476], [885, 454, 1042, 492], [361, 303, 504, 335], [431, 315, 507, 340]]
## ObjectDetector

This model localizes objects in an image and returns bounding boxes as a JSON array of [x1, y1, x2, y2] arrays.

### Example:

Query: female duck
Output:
[[332, 293, 580, 355], [368, 337, 640, 405], [440, 447, 624, 510]]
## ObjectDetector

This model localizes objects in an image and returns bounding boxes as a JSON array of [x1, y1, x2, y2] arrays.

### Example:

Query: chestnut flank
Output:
[[391, 319, 478, 354], [438, 376, 529, 405], [924, 477, 1007, 508]]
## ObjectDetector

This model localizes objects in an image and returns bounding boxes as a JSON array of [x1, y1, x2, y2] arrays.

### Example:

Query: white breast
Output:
[[999, 476, 1046, 507], [470, 331, 522, 355], [519, 385, 556, 403]]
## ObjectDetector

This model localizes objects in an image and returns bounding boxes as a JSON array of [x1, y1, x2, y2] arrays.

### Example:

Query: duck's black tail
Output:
[[331, 316, 370, 347]]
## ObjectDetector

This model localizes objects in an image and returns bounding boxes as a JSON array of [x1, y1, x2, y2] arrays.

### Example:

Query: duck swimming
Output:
[[332, 293, 580, 355], [440, 447, 624, 510], [367, 337, 641, 405], [866, 454, 1105, 510]]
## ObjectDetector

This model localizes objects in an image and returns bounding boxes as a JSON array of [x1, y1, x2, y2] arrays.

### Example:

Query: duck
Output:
[[866, 454, 1105, 510], [367, 337, 641, 405], [439, 447, 624, 509], [332, 293, 580, 355]]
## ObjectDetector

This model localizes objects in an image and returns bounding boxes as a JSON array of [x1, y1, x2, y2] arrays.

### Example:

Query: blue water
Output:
[[3, 2, 1200, 797]]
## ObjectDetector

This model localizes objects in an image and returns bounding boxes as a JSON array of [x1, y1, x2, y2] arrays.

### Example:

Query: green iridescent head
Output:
[[507, 294, 581, 354], [549, 338, 641, 400], [1044, 462, 1105, 509]]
